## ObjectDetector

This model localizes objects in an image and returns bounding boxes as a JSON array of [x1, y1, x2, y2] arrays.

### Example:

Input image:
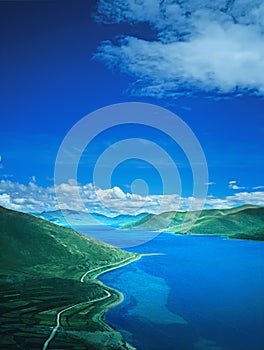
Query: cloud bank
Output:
[[0, 179, 263, 216], [95, 0, 264, 98]]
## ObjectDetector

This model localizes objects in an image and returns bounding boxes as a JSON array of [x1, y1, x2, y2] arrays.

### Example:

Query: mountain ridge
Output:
[[122, 205, 264, 241], [32, 209, 148, 228]]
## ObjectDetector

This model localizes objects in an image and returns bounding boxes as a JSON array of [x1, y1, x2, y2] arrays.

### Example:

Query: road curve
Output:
[[42, 289, 111, 350], [42, 256, 137, 350], [80, 256, 136, 282]]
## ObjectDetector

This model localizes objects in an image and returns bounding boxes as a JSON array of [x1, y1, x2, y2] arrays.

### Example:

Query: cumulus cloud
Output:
[[0, 180, 56, 213], [0, 179, 263, 216], [205, 191, 264, 209], [95, 0, 264, 98]]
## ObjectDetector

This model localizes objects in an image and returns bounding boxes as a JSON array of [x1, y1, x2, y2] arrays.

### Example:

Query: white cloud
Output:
[[95, 0, 264, 97], [0, 179, 263, 216], [0, 180, 56, 213], [228, 180, 245, 190], [253, 185, 264, 190], [204, 191, 264, 209], [0, 193, 15, 208]]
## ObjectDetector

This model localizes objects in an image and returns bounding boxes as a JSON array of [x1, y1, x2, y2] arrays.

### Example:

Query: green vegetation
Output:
[[123, 205, 264, 241], [2, 203, 263, 348], [0, 206, 137, 349]]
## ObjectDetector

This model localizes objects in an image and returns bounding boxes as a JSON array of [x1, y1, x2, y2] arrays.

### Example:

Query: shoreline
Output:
[[41, 254, 140, 350], [139, 229, 264, 242], [84, 254, 140, 350], [81, 253, 141, 281], [89, 254, 140, 315]]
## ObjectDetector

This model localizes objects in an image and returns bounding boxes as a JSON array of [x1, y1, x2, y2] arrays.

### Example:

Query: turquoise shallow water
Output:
[[79, 228, 264, 350]]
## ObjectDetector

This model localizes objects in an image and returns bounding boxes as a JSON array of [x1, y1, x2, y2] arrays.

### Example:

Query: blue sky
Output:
[[0, 0, 263, 215]]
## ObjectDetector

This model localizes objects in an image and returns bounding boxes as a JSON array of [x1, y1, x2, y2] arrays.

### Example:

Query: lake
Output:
[[78, 228, 264, 350]]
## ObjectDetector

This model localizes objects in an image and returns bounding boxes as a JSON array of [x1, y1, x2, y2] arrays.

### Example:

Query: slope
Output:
[[0, 206, 137, 350]]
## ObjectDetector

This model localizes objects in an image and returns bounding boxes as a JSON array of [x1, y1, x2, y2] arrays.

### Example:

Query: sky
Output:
[[0, 0, 264, 215]]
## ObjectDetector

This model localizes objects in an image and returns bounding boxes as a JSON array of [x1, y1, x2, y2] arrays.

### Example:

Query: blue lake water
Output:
[[78, 228, 264, 350]]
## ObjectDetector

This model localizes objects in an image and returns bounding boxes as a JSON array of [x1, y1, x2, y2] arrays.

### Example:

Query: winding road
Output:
[[80, 256, 136, 282], [42, 256, 137, 350]]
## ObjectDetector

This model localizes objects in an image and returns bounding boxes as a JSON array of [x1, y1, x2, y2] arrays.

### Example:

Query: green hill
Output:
[[0, 206, 137, 350], [123, 205, 264, 241]]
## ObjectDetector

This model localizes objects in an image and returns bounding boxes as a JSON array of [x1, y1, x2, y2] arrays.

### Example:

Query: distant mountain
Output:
[[32, 209, 148, 228], [123, 205, 264, 241], [0, 206, 136, 349]]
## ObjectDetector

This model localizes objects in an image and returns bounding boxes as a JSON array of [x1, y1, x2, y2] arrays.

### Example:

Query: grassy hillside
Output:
[[123, 205, 264, 241], [0, 206, 136, 349]]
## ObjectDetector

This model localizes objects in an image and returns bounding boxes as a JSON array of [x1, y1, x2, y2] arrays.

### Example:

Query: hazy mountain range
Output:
[[32, 205, 264, 241], [32, 209, 148, 228]]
